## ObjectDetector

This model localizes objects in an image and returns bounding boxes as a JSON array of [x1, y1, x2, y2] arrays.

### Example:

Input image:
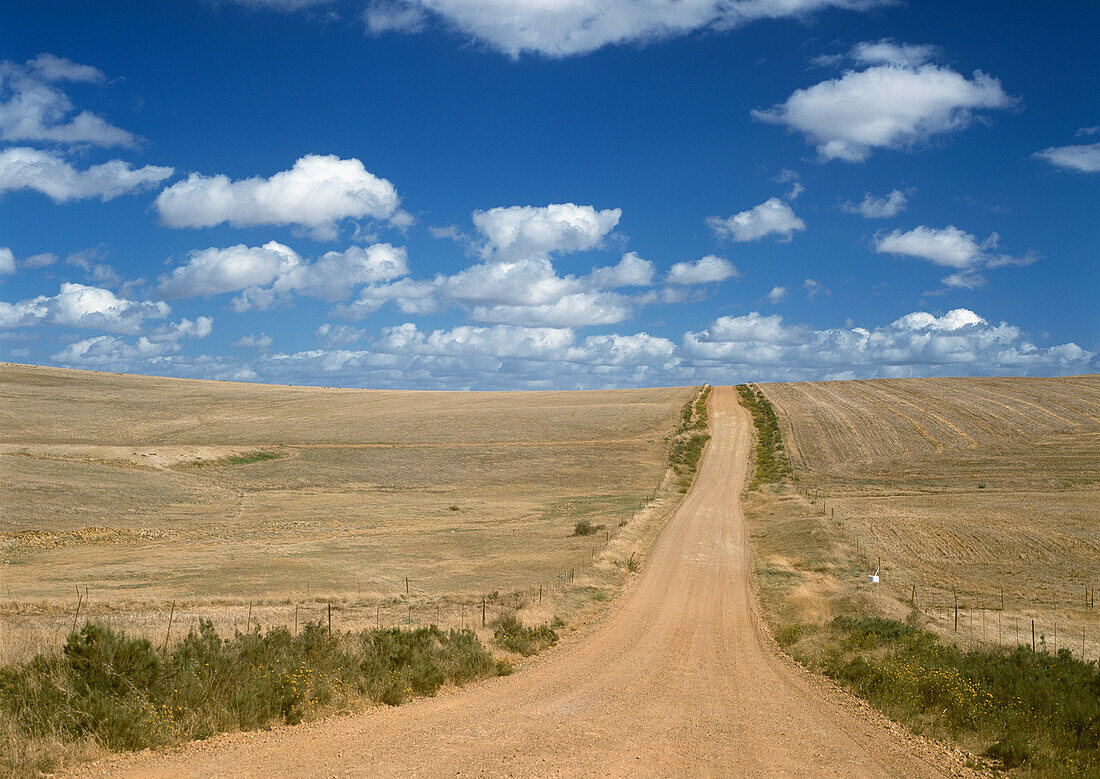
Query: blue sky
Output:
[[1, 0, 1097, 389]]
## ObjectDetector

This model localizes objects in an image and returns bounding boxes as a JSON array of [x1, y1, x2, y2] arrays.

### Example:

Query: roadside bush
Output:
[[0, 619, 503, 774], [572, 519, 601, 536], [736, 384, 792, 487], [815, 616, 1100, 772], [669, 433, 709, 473], [493, 614, 559, 657], [360, 627, 492, 705]]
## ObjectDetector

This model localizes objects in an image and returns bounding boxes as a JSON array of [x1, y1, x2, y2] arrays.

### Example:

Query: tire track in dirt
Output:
[[78, 387, 960, 778]]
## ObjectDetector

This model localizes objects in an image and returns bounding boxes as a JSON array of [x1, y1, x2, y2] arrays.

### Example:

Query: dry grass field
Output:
[[0, 363, 694, 663], [752, 375, 1100, 658]]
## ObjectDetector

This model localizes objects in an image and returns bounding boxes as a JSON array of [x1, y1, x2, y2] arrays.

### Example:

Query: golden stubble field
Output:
[[0, 363, 695, 662], [751, 375, 1100, 658]]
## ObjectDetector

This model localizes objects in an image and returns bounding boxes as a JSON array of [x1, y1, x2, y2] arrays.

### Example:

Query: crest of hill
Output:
[[0, 363, 691, 447]]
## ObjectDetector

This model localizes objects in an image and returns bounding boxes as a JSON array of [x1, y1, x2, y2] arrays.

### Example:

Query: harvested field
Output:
[[757, 375, 1100, 658], [0, 363, 693, 663]]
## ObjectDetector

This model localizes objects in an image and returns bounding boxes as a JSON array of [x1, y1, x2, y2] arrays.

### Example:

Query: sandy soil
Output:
[[74, 387, 970, 778]]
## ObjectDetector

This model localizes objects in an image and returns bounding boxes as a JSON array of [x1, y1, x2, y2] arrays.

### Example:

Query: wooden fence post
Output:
[[71, 587, 84, 635], [163, 601, 175, 651]]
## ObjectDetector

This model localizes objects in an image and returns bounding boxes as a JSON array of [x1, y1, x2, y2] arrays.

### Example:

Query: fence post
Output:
[[482, 597, 486, 627], [953, 587, 958, 633], [71, 588, 84, 635], [163, 601, 175, 651], [327, 602, 332, 635]]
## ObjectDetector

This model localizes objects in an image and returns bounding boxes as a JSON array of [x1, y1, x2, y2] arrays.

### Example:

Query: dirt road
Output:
[[83, 387, 957, 777]]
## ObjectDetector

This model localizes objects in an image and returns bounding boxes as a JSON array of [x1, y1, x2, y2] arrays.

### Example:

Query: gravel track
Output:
[[77, 387, 962, 778]]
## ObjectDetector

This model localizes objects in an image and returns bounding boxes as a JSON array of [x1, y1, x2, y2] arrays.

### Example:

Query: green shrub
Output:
[[669, 433, 709, 473], [985, 732, 1030, 769], [572, 519, 600, 536], [816, 616, 1100, 772], [0, 619, 502, 773], [493, 614, 558, 657], [736, 384, 792, 487], [665, 386, 712, 482]]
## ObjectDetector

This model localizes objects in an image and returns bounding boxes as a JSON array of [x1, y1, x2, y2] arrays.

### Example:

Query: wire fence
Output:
[[792, 484, 1100, 663]]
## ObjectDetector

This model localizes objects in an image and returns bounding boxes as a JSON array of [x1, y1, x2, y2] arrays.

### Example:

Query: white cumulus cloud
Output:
[[343, 245, 657, 327], [315, 323, 367, 347], [851, 39, 939, 67], [0, 54, 135, 147], [1034, 143, 1100, 173], [874, 225, 1026, 269], [375, 321, 576, 359], [0, 248, 14, 275], [666, 255, 740, 285], [361, 0, 892, 58], [706, 197, 806, 242], [52, 317, 212, 367], [158, 241, 409, 310], [261, 322, 680, 389], [683, 308, 1094, 379], [874, 225, 1037, 289], [158, 242, 300, 299], [154, 155, 410, 240], [0, 147, 173, 202], [0, 283, 170, 334], [588, 251, 655, 288], [841, 188, 908, 218], [472, 203, 621, 260], [232, 333, 274, 350], [754, 64, 1014, 162], [765, 285, 787, 303]]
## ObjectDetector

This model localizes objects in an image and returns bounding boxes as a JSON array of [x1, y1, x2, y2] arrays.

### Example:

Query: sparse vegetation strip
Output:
[[736, 384, 791, 488], [668, 385, 711, 492], [0, 617, 551, 775]]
